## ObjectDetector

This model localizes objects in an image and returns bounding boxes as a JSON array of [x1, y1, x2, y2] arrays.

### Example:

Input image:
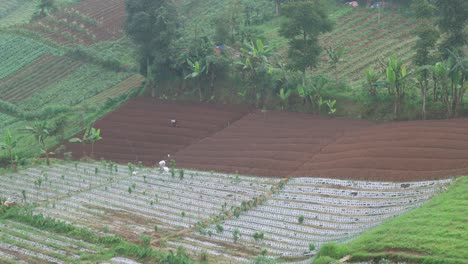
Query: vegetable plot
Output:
[[0, 162, 453, 262], [174, 177, 451, 261], [0, 34, 58, 80]]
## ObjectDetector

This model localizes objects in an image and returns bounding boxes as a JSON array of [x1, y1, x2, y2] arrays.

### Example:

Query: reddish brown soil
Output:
[[174, 111, 373, 177], [63, 99, 468, 181], [291, 119, 468, 181], [63, 97, 250, 165], [73, 0, 125, 39]]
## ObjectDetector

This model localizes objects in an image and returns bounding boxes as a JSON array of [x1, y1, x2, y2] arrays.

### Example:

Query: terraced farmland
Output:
[[174, 111, 373, 177], [0, 162, 452, 263], [83, 74, 144, 106], [17, 63, 130, 111], [291, 118, 468, 181], [65, 100, 468, 181], [317, 9, 418, 82], [63, 97, 250, 164], [0, 0, 28, 19], [0, 220, 100, 264], [0, 55, 83, 102], [26, 0, 125, 45], [176, 177, 451, 261], [0, 34, 59, 80]]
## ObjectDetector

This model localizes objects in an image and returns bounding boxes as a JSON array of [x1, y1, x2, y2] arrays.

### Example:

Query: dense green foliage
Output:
[[279, 1, 333, 85], [124, 0, 178, 92]]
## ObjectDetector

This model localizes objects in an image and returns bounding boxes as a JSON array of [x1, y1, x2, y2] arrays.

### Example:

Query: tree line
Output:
[[124, 0, 466, 120]]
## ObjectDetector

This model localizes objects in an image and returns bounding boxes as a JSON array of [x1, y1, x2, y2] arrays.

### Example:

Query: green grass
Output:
[[345, 176, 468, 264]]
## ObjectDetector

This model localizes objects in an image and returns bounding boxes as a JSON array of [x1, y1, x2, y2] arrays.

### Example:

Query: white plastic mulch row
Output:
[[26, 163, 279, 237], [0, 163, 453, 263], [174, 176, 452, 260]]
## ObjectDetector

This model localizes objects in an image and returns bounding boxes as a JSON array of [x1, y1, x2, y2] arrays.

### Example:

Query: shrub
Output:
[[253, 255, 277, 264], [311, 256, 339, 264], [309, 243, 316, 251], [253, 231, 264, 241], [233, 228, 240, 243], [298, 215, 305, 224], [139, 234, 151, 246], [314, 242, 349, 260], [215, 223, 224, 233]]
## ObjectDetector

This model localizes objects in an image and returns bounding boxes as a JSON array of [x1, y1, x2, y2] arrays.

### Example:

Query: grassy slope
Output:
[[345, 176, 468, 264]]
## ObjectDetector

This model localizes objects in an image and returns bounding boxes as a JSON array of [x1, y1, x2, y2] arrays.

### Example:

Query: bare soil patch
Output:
[[174, 110, 372, 177], [291, 119, 468, 181], [63, 97, 250, 165], [63, 99, 468, 181]]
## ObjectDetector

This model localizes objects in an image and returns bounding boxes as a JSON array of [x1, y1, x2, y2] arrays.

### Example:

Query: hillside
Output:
[[0, 1, 466, 264], [0, 0, 142, 161]]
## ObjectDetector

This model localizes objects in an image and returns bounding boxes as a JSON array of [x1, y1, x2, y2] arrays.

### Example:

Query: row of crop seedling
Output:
[[178, 176, 450, 259], [324, 13, 400, 48], [289, 177, 451, 190], [323, 12, 398, 45], [0, 161, 132, 204], [33, 163, 279, 235]]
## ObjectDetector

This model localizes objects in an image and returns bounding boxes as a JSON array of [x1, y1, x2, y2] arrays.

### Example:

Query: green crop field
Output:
[[0, 34, 61, 80], [0, 0, 29, 19], [17, 63, 130, 111], [0, 55, 83, 102]]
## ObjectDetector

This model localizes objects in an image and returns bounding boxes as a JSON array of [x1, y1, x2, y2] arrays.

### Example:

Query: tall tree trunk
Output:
[[275, 0, 280, 16], [334, 64, 338, 85], [198, 78, 202, 102], [210, 69, 215, 96], [302, 70, 306, 88], [421, 85, 426, 120]]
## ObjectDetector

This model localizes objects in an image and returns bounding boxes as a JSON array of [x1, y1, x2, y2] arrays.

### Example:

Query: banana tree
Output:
[[23, 121, 53, 165], [429, 53, 467, 118], [385, 55, 407, 119], [326, 99, 337, 116], [278, 87, 292, 110], [69, 126, 102, 158], [185, 59, 206, 101], [446, 49, 467, 117], [236, 39, 272, 106], [365, 66, 379, 96], [325, 47, 346, 85], [0, 130, 17, 171], [87, 127, 102, 158]]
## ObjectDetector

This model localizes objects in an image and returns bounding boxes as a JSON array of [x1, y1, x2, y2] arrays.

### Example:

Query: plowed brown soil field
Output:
[[63, 97, 250, 165], [290, 119, 468, 181], [64, 98, 468, 181], [173, 111, 373, 177]]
